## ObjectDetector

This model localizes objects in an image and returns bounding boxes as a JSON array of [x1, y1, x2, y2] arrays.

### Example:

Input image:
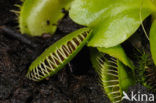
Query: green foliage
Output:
[[150, 20, 156, 65], [69, 0, 154, 48], [26, 28, 92, 81], [19, 0, 72, 36]]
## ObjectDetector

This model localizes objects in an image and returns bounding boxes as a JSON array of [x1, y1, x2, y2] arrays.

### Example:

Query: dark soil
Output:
[[0, 0, 155, 103]]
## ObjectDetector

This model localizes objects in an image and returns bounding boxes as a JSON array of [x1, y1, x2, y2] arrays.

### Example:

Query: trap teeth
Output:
[[10, 10, 20, 16], [26, 28, 92, 81], [90, 47, 135, 103], [10, 10, 19, 13], [14, 4, 21, 8], [96, 55, 122, 103]]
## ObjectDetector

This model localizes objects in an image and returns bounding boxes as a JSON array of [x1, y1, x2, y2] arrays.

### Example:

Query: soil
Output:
[[0, 0, 155, 103]]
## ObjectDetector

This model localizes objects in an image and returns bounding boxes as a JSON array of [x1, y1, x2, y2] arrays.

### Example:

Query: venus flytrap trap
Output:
[[26, 28, 92, 81], [90, 46, 135, 103], [98, 58, 124, 103], [19, 0, 72, 36]]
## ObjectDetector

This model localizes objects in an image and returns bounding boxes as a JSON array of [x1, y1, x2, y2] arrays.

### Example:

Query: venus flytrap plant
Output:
[[69, 0, 156, 93], [12, 0, 156, 102], [90, 46, 135, 103]]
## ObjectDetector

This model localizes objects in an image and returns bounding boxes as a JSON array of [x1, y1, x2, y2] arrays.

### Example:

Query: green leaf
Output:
[[19, 0, 72, 36], [150, 20, 156, 65], [69, 0, 154, 47], [98, 45, 134, 70]]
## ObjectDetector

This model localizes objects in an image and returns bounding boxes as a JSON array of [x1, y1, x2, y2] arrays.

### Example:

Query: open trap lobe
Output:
[[27, 30, 90, 81]]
